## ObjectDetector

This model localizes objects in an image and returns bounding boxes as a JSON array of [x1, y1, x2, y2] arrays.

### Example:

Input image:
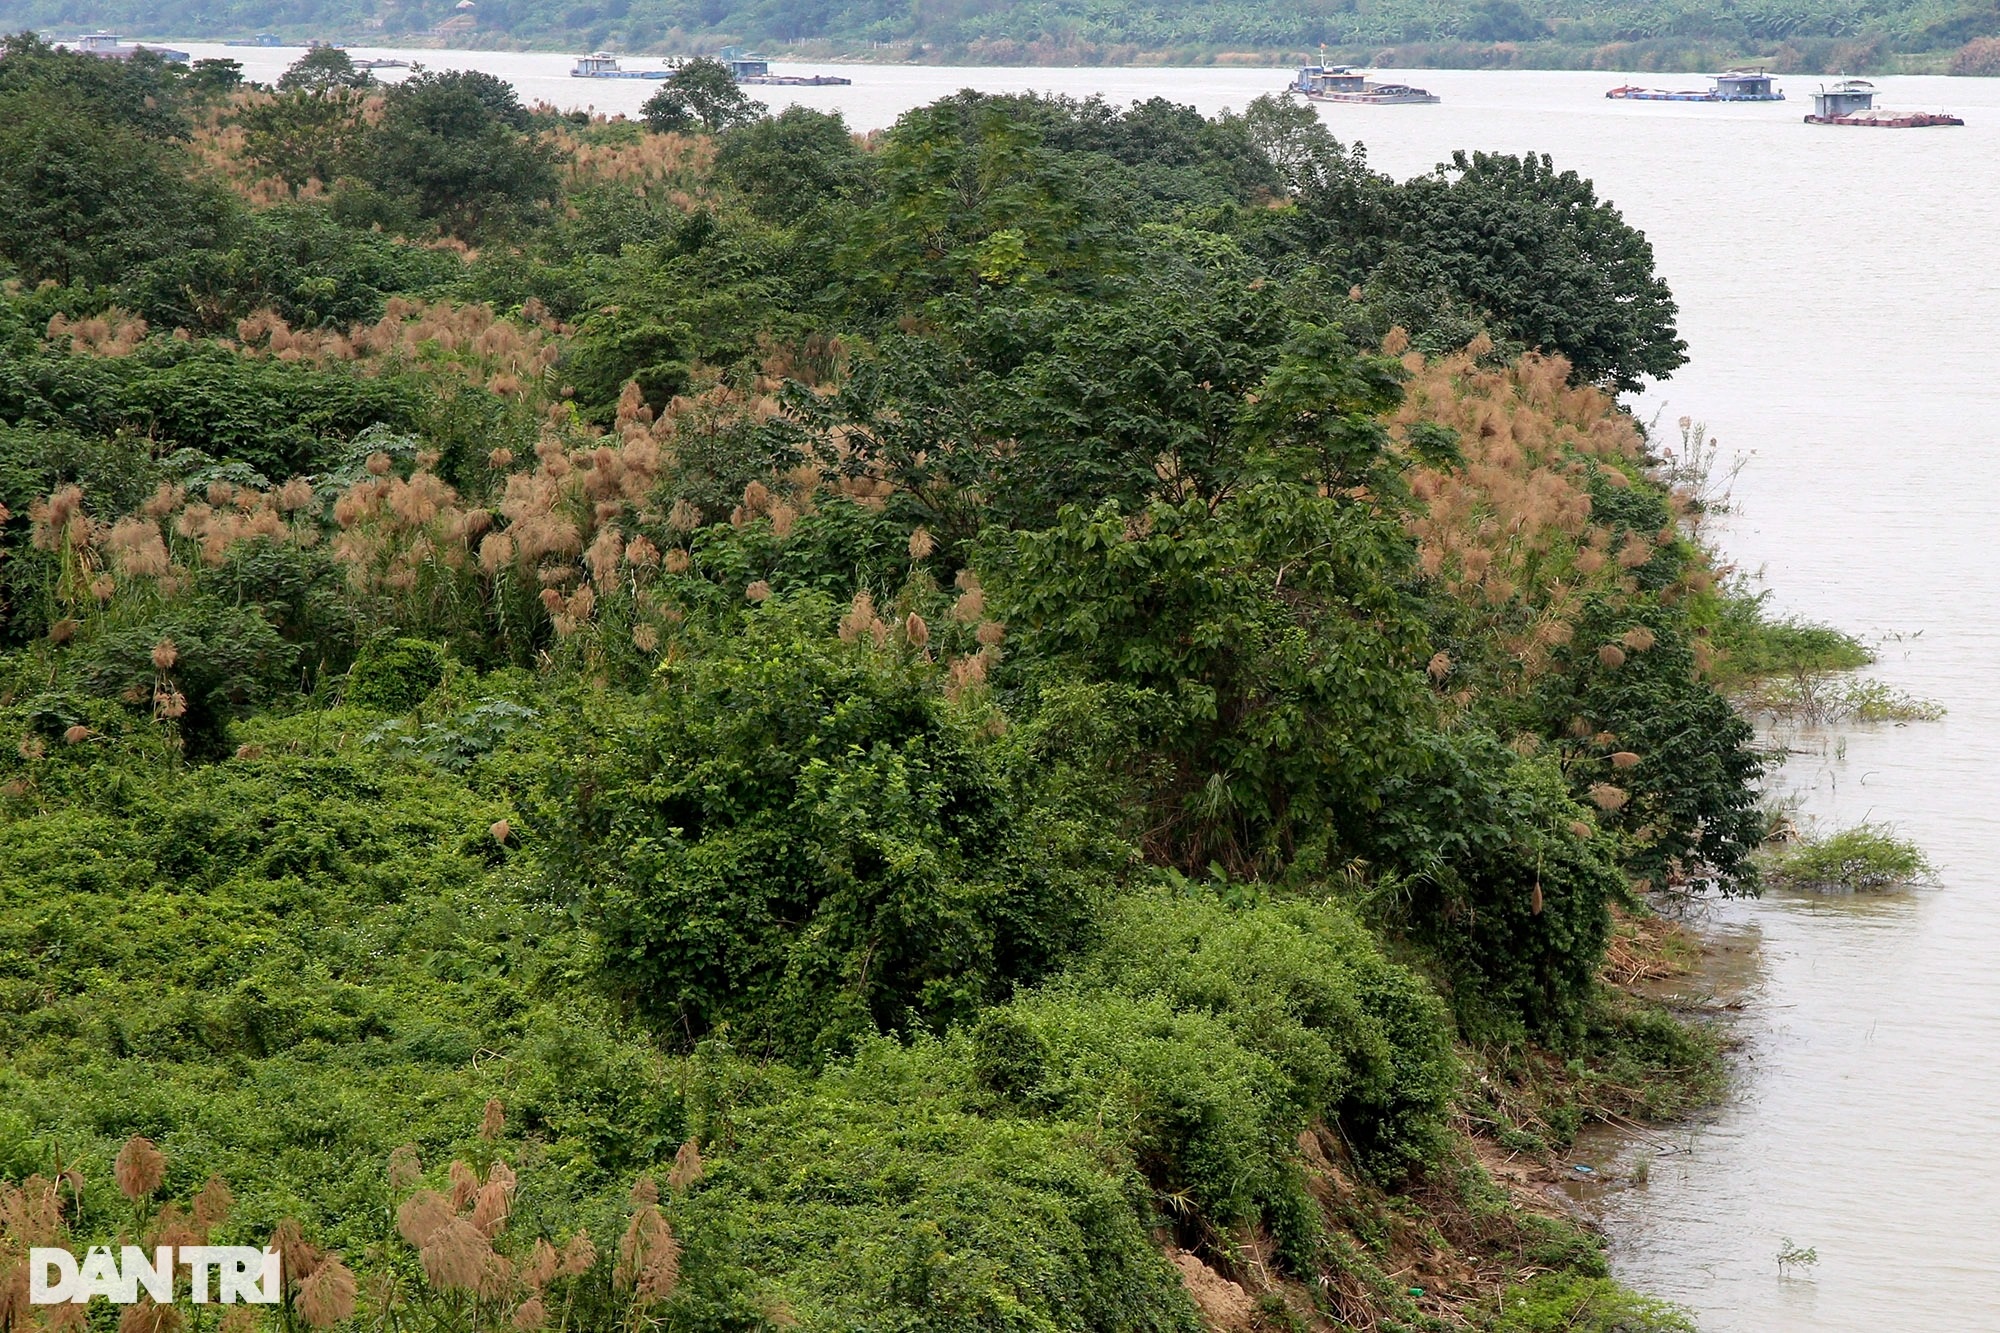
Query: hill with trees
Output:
[[0, 35, 1843, 1333], [9, 0, 2000, 70]]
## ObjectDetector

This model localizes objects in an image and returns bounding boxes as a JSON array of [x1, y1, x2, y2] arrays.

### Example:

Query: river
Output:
[[162, 45, 2000, 1329]]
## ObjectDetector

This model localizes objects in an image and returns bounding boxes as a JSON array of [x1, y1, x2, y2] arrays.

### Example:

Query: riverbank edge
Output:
[[109, 33, 1978, 78]]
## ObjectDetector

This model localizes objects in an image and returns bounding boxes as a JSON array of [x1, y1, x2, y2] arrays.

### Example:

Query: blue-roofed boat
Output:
[[570, 52, 670, 79]]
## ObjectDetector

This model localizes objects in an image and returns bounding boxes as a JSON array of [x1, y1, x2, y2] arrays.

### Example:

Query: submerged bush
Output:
[[1486, 1274, 1695, 1332], [1763, 822, 1933, 893]]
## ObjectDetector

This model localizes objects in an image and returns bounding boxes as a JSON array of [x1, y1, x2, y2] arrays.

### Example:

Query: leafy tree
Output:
[[989, 483, 1431, 876], [839, 93, 1128, 303], [238, 86, 374, 190], [1379, 151, 1686, 390], [713, 105, 869, 223], [0, 31, 190, 139], [640, 58, 764, 134], [363, 68, 558, 239], [186, 57, 244, 96], [85, 601, 301, 759], [0, 89, 223, 287], [277, 46, 373, 93]]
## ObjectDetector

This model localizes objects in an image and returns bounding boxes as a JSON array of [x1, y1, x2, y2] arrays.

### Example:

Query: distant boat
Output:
[[570, 52, 670, 79], [1606, 70, 1785, 102], [354, 58, 410, 69], [70, 30, 190, 62], [1803, 79, 1963, 127], [1287, 63, 1438, 105], [718, 47, 850, 85], [224, 33, 283, 47]]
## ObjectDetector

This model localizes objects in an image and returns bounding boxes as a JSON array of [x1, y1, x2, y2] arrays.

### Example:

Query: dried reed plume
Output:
[[559, 1231, 596, 1278], [397, 1190, 453, 1248], [904, 613, 930, 650], [151, 640, 179, 672], [745, 580, 772, 603], [1597, 644, 1627, 668], [193, 1175, 234, 1232], [420, 1219, 492, 1294], [1609, 751, 1642, 770], [114, 1136, 166, 1202], [116, 1302, 181, 1333], [62, 725, 92, 746], [470, 1181, 512, 1238], [908, 527, 935, 559], [666, 1139, 704, 1192], [523, 1240, 559, 1291], [1588, 784, 1630, 812], [839, 592, 885, 645], [480, 1098, 506, 1142], [616, 1206, 680, 1306], [297, 1257, 356, 1328], [449, 1160, 480, 1211], [269, 1218, 323, 1288]]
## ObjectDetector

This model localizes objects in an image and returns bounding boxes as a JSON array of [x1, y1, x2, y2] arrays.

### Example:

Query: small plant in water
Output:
[[1763, 822, 1934, 894], [1776, 1237, 1819, 1275]]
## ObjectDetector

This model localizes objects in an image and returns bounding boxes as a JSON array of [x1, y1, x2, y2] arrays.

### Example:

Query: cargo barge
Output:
[[1287, 63, 1439, 105], [69, 31, 190, 62], [1804, 80, 1963, 127], [1606, 70, 1783, 102], [570, 53, 670, 79], [719, 50, 851, 85]]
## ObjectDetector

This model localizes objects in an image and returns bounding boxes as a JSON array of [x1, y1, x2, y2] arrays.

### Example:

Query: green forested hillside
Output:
[[9, 0, 2000, 69], [0, 38, 1822, 1333]]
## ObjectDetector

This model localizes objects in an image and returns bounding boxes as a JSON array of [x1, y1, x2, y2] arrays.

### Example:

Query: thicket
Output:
[[0, 36, 1797, 1330]]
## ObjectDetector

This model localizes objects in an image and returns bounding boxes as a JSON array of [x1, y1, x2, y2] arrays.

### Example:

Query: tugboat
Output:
[[1288, 61, 1439, 105], [1606, 69, 1784, 102], [1803, 79, 1963, 127], [570, 52, 670, 79], [70, 30, 190, 62]]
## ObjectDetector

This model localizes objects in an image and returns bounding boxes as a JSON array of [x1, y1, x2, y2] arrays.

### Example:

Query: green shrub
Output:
[[1763, 822, 1932, 892], [83, 601, 300, 757], [1371, 733, 1622, 1046], [692, 1037, 1203, 1331], [1075, 891, 1457, 1176], [347, 635, 450, 711], [548, 601, 1105, 1063], [1485, 1274, 1694, 1332]]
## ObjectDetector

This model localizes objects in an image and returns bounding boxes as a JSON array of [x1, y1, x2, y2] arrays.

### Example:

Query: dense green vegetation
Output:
[[8, 0, 2000, 71], [0, 35, 1781, 1332]]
